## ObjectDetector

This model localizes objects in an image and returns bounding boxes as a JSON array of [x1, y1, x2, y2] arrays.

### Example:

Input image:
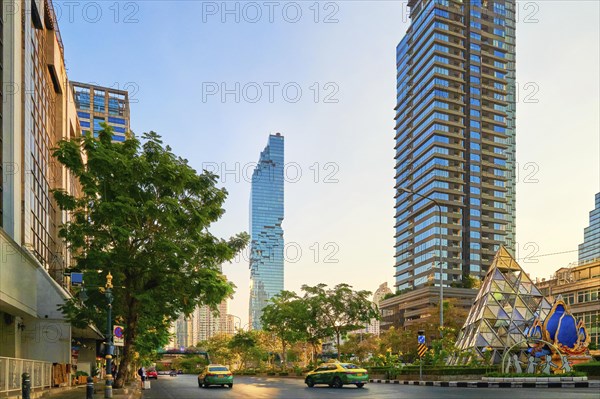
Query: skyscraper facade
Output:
[[70, 81, 130, 142], [578, 192, 600, 262], [1, 0, 82, 364], [394, 0, 516, 291], [249, 134, 285, 330]]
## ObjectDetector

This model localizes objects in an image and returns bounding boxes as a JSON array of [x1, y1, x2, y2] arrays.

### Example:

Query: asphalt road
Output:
[[142, 374, 600, 399]]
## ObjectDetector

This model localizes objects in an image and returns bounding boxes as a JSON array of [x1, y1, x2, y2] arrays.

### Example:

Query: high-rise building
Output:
[[70, 81, 130, 142], [578, 193, 600, 263], [1, 0, 98, 376], [249, 134, 285, 330], [393, 0, 516, 291]]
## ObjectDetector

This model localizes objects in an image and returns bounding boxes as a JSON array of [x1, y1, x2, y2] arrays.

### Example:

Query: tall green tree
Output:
[[301, 283, 379, 359], [260, 291, 306, 366], [52, 127, 248, 387]]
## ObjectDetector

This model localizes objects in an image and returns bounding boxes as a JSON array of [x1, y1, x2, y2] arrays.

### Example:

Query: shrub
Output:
[[398, 366, 490, 376], [573, 361, 600, 377]]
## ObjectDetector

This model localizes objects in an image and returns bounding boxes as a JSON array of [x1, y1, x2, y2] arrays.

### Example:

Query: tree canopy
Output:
[[52, 127, 248, 387]]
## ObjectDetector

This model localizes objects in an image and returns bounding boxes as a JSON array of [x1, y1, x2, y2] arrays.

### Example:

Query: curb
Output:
[[368, 379, 600, 388]]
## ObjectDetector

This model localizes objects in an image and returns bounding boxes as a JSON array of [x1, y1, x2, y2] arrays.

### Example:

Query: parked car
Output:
[[197, 364, 233, 388], [146, 369, 158, 380], [304, 361, 368, 388]]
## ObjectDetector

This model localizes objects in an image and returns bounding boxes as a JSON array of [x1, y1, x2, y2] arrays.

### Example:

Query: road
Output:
[[142, 374, 600, 399]]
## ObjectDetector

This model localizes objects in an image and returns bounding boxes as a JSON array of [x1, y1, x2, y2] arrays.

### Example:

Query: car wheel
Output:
[[332, 377, 343, 389], [306, 378, 315, 388], [228, 383, 233, 388], [356, 383, 364, 388], [198, 380, 202, 388]]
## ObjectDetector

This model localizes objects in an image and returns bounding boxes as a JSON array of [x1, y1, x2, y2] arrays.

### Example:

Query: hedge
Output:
[[573, 361, 600, 376], [399, 367, 490, 375], [368, 366, 491, 376]]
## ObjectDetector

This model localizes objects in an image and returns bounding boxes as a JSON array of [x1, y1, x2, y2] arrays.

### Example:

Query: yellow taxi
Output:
[[197, 364, 233, 388], [305, 361, 368, 388]]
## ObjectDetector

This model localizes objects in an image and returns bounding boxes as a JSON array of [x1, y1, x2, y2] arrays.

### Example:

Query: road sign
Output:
[[418, 335, 425, 344], [113, 325, 124, 346], [418, 344, 427, 358]]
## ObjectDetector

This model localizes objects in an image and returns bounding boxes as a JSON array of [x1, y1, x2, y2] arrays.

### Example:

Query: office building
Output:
[[70, 81, 130, 142], [249, 134, 285, 330], [393, 0, 516, 291], [1, 0, 101, 390], [579, 193, 600, 263]]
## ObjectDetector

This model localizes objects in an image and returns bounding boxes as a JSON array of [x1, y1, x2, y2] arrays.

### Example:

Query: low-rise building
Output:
[[379, 286, 477, 332], [536, 258, 600, 351]]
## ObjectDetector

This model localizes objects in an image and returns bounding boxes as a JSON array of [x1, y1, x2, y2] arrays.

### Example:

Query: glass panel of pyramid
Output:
[[453, 246, 553, 364]]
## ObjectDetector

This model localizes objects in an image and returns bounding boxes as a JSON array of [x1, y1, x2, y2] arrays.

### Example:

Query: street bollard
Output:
[[21, 373, 31, 399], [86, 376, 94, 399]]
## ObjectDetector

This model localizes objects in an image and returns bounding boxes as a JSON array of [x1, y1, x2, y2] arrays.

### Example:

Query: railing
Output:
[[0, 356, 53, 394]]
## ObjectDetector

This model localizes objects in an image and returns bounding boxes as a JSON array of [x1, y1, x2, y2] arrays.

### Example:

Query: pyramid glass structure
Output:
[[453, 246, 552, 364]]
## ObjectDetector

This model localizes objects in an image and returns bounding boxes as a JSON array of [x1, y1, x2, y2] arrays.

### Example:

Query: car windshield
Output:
[[341, 364, 360, 369], [209, 367, 229, 372]]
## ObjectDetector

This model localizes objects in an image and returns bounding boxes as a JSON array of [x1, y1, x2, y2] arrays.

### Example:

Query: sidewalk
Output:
[[41, 383, 141, 399]]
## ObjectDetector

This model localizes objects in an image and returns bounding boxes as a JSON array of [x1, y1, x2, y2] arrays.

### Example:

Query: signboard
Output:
[[113, 325, 125, 347], [418, 335, 425, 344], [418, 344, 427, 358]]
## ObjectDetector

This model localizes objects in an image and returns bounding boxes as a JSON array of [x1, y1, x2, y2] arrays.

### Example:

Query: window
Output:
[[94, 91, 106, 113]]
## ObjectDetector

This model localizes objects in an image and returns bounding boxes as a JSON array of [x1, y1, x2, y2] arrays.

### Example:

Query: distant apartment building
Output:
[[351, 282, 393, 337], [579, 192, 600, 263], [393, 0, 516, 292], [1, 0, 101, 387], [249, 134, 285, 330], [536, 259, 600, 350], [70, 81, 130, 142]]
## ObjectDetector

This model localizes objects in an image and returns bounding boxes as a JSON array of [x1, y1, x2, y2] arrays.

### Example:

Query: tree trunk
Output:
[[336, 331, 341, 360], [114, 295, 139, 388], [281, 341, 287, 369]]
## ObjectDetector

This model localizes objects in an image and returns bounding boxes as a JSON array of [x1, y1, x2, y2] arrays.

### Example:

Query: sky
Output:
[[56, 1, 600, 326]]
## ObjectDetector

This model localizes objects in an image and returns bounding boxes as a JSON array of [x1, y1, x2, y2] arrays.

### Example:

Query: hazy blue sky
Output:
[[57, 1, 599, 325]]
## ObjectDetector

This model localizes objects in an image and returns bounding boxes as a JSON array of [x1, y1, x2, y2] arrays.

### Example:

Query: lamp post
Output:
[[104, 273, 114, 399], [400, 187, 444, 337], [78, 272, 116, 398]]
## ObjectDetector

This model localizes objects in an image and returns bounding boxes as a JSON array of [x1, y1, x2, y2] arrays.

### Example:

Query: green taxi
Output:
[[305, 362, 368, 388], [197, 364, 233, 388]]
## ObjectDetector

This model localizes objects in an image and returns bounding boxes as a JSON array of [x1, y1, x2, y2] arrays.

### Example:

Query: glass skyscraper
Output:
[[578, 192, 600, 262], [394, 0, 516, 291], [71, 82, 130, 142], [249, 134, 285, 330]]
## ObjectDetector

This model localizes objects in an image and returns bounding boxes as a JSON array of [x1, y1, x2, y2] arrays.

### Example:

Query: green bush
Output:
[[278, 372, 289, 376], [573, 361, 600, 376], [75, 371, 89, 378], [398, 366, 490, 376]]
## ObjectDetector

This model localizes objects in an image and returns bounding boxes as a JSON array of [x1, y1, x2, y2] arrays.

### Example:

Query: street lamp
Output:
[[79, 272, 115, 398], [400, 187, 444, 337], [103, 273, 114, 399]]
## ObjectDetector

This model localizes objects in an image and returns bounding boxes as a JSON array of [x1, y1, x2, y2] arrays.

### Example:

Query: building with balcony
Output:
[[393, 0, 516, 292], [249, 134, 285, 330], [70, 82, 130, 142], [579, 192, 600, 263]]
